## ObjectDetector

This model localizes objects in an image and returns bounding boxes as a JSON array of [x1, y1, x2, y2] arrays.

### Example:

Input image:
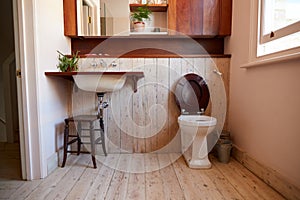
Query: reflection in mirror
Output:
[[77, 0, 101, 36], [77, 0, 130, 36]]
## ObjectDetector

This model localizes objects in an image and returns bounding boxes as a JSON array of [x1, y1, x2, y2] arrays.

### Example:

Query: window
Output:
[[258, 0, 300, 56]]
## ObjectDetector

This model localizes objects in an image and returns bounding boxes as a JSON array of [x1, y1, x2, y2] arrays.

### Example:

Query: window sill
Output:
[[241, 51, 300, 68]]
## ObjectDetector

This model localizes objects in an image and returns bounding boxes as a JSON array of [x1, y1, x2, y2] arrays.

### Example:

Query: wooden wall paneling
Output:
[[106, 64, 121, 153], [205, 58, 228, 133], [143, 58, 157, 152], [219, 0, 232, 36], [204, 58, 214, 122], [213, 58, 230, 131], [119, 58, 134, 153], [132, 59, 146, 153], [194, 58, 206, 77], [63, 0, 77, 37], [181, 58, 194, 75], [168, 58, 182, 152], [156, 58, 170, 151], [72, 57, 230, 152], [203, 0, 220, 36]]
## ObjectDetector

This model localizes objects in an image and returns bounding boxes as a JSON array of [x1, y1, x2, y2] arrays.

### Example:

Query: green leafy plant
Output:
[[131, 5, 152, 23], [57, 50, 79, 72]]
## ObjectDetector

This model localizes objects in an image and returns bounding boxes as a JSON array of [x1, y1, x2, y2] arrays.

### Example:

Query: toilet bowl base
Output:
[[183, 153, 212, 169]]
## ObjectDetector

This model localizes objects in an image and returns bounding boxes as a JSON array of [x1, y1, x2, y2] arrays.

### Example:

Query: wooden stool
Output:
[[61, 115, 107, 168]]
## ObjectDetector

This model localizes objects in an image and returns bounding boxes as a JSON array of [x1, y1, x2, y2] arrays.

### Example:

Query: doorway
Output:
[[0, 0, 21, 180]]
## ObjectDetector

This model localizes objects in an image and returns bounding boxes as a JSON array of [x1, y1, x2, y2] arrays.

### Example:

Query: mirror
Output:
[[76, 0, 130, 36]]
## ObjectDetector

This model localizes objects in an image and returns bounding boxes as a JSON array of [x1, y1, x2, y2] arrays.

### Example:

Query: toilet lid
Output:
[[175, 73, 210, 114]]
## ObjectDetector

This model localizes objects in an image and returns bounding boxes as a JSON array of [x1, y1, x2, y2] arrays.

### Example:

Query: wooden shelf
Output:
[[45, 71, 144, 79], [129, 4, 168, 12], [45, 71, 145, 92], [70, 54, 231, 58], [129, 31, 168, 35]]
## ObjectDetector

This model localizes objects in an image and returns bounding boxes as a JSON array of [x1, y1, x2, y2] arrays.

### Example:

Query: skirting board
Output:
[[47, 149, 65, 175], [232, 145, 300, 200], [47, 152, 59, 175]]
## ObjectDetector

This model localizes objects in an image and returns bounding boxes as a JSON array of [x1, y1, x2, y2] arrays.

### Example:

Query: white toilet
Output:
[[175, 73, 217, 169]]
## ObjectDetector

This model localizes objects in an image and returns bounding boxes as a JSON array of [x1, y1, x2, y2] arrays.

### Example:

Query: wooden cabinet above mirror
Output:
[[168, 0, 232, 36]]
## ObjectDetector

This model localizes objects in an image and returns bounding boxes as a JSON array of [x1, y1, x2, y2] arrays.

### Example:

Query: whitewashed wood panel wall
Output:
[[71, 57, 230, 153]]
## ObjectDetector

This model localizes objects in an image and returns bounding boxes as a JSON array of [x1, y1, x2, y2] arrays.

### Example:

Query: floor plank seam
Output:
[[171, 157, 187, 200], [64, 160, 91, 199], [211, 158, 246, 200]]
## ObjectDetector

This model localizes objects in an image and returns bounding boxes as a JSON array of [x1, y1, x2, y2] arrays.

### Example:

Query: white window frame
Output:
[[260, 0, 300, 44], [241, 0, 300, 68]]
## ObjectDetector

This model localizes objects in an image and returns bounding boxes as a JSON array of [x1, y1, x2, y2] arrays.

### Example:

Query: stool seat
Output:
[[61, 114, 107, 168], [68, 115, 98, 122]]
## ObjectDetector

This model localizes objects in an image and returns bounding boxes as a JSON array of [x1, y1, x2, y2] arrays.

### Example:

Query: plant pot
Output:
[[133, 21, 145, 32]]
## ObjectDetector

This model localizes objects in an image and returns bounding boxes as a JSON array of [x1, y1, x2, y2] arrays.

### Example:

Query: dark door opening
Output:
[[0, 0, 21, 180]]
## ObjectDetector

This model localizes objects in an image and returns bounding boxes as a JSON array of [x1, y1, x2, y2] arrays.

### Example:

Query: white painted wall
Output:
[[33, 0, 71, 177], [226, 0, 300, 188], [18, 0, 70, 178]]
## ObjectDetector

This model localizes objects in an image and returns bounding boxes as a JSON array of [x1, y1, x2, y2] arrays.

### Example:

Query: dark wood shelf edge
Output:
[[73, 35, 229, 39], [45, 72, 145, 93], [45, 71, 144, 77], [74, 54, 231, 58], [129, 4, 168, 12]]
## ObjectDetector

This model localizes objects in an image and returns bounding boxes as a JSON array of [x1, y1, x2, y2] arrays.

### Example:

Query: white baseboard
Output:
[[47, 152, 59, 175], [232, 145, 300, 200]]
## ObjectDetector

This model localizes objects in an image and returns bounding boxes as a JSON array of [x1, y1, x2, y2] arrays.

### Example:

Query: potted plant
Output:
[[57, 50, 79, 72], [131, 5, 152, 32]]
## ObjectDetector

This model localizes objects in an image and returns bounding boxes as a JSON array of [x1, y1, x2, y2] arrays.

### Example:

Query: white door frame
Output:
[[12, 0, 42, 180]]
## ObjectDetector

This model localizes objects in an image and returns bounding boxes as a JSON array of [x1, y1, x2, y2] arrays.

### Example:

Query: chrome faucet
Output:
[[181, 109, 189, 115], [97, 93, 109, 118], [198, 108, 205, 115], [99, 59, 107, 68]]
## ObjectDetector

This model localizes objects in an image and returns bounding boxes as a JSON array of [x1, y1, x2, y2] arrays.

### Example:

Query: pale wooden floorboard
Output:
[[104, 154, 130, 200], [85, 154, 119, 199], [0, 153, 286, 200], [126, 154, 146, 200], [145, 154, 165, 199], [211, 156, 285, 200], [157, 153, 185, 200], [43, 154, 91, 200]]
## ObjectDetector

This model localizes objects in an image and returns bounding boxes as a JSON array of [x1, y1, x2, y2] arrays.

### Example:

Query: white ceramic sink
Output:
[[71, 72, 144, 93]]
